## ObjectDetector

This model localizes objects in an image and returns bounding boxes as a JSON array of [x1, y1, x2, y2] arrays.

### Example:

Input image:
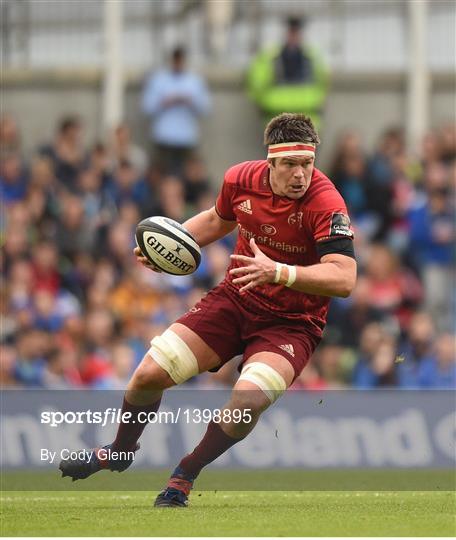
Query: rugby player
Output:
[[59, 113, 357, 507]]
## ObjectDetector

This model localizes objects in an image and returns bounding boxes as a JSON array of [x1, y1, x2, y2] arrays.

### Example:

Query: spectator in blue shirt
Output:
[[141, 46, 211, 174], [13, 330, 49, 387], [396, 311, 436, 388], [0, 154, 28, 204], [418, 333, 455, 388], [352, 322, 397, 388], [408, 186, 454, 268], [407, 183, 454, 331]]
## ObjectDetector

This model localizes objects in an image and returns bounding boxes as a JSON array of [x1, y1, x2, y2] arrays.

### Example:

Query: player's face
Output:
[[269, 156, 315, 199]]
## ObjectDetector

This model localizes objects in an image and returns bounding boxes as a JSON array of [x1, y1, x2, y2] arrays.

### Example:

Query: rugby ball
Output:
[[135, 216, 201, 275]]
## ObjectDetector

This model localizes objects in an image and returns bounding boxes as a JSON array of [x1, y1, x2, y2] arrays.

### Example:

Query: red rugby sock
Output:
[[178, 421, 244, 478], [111, 396, 161, 452]]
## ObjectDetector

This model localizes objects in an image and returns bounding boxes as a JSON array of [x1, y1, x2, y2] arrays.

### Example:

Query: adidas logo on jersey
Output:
[[278, 344, 295, 357], [237, 199, 252, 214]]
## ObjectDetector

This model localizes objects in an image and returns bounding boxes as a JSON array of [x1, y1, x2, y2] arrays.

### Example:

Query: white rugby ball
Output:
[[135, 216, 201, 275]]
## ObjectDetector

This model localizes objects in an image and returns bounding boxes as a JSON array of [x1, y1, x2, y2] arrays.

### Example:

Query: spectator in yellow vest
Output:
[[247, 16, 329, 130]]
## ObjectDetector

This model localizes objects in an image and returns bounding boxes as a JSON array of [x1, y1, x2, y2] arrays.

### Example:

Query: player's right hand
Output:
[[133, 247, 162, 272]]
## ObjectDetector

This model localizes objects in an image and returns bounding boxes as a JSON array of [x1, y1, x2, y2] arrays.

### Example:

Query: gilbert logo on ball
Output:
[[135, 216, 201, 275]]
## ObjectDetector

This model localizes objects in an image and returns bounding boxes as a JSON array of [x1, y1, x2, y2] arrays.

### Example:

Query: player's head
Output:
[[264, 113, 320, 199]]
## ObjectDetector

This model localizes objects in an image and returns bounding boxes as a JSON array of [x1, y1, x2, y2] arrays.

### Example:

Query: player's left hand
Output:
[[229, 238, 276, 293]]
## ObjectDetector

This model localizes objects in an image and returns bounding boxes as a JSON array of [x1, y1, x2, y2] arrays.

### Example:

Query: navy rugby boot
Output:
[[154, 466, 195, 508], [59, 443, 140, 481]]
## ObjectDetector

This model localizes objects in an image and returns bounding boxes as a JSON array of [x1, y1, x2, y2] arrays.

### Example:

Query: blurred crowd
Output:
[[300, 124, 455, 390], [0, 111, 454, 390]]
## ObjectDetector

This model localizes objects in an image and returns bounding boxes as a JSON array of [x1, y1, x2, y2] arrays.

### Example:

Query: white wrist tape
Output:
[[285, 265, 297, 287], [274, 263, 283, 283]]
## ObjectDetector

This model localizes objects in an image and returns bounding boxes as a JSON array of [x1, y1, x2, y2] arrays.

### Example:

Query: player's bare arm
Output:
[[230, 237, 356, 297], [183, 206, 237, 247]]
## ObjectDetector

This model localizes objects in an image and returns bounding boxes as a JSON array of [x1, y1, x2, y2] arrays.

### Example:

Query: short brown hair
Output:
[[264, 113, 320, 146], [58, 115, 81, 135]]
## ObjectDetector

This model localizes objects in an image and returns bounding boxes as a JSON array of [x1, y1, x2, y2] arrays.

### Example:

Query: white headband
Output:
[[267, 141, 316, 159]]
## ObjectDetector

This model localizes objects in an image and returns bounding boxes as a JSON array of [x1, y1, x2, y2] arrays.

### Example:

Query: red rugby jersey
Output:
[[215, 160, 354, 336]]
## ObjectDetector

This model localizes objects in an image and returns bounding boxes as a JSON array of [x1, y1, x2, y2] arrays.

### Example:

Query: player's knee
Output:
[[131, 356, 175, 391], [228, 363, 288, 430], [229, 389, 268, 420], [147, 328, 199, 385]]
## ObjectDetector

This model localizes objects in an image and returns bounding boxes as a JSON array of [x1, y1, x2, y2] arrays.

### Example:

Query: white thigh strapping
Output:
[[238, 362, 287, 403], [148, 329, 199, 384]]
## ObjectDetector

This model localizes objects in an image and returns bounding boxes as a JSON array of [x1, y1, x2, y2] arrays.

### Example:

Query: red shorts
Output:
[[176, 284, 321, 380]]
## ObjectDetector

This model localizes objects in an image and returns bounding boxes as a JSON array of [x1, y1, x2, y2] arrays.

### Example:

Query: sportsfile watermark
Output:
[[1, 389, 455, 491], [41, 407, 252, 427]]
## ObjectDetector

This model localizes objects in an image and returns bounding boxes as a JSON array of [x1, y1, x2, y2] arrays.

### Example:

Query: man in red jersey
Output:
[[59, 113, 356, 507]]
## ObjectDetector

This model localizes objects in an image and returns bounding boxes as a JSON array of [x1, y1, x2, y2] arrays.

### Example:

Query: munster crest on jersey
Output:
[[288, 212, 303, 228]]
